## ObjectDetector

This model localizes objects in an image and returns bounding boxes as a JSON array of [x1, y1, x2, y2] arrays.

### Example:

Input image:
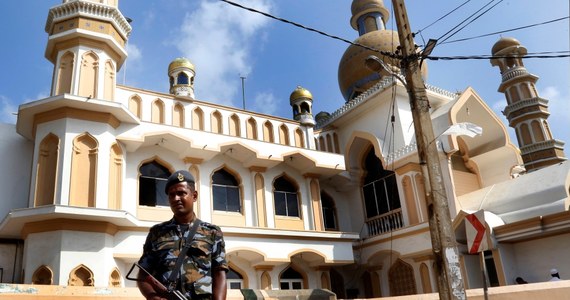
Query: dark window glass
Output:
[[282, 267, 302, 279], [292, 282, 302, 290], [227, 268, 243, 280], [229, 282, 241, 289], [212, 169, 241, 213], [139, 161, 170, 207], [177, 72, 189, 85], [274, 176, 299, 217], [361, 148, 401, 218], [274, 192, 287, 216], [321, 193, 337, 230]]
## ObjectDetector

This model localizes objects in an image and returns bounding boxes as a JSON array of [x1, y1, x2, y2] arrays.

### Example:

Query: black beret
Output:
[[164, 170, 195, 194]]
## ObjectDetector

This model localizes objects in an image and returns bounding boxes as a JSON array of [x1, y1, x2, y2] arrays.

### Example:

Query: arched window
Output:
[[326, 135, 333, 153], [531, 120, 544, 142], [300, 102, 310, 114], [320, 192, 338, 230], [333, 133, 340, 153], [273, 176, 299, 217], [68, 264, 94, 286], [319, 136, 325, 151], [139, 161, 170, 207], [192, 107, 204, 130], [35, 133, 59, 207], [56, 51, 74, 95], [70, 133, 98, 207], [227, 267, 244, 290], [229, 114, 240, 137], [109, 269, 121, 287], [151, 99, 165, 124], [103, 60, 115, 101], [212, 111, 223, 134], [279, 124, 289, 145], [247, 118, 257, 139], [129, 95, 142, 118], [109, 143, 123, 210], [78, 51, 98, 99], [177, 72, 189, 85], [280, 267, 303, 290], [212, 168, 241, 213], [32, 265, 53, 285], [361, 147, 402, 234], [294, 128, 305, 148], [173, 103, 185, 127], [263, 121, 274, 143], [388, 259, 417, 296]]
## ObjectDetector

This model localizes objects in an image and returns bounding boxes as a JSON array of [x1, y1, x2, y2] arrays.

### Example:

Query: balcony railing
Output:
[[365, 209, 404, 237]]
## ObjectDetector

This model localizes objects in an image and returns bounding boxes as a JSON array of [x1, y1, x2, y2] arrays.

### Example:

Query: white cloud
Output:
[[539, 86, 570, 142], [0, 95, 17, 124], [126, 43, 142, 62], [173, 0, 273, 105], [252, 91, 278, 116]]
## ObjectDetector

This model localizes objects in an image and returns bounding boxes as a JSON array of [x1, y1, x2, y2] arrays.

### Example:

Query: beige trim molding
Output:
[[22, 218, 119, 239], [34, 107, 120, 136]]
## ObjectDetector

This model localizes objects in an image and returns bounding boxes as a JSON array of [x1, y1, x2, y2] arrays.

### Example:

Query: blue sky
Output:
[[1, 0, 568, 145]]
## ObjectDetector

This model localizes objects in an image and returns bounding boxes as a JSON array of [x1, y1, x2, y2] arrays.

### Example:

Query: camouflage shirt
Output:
[[138, 218, 228, 297]]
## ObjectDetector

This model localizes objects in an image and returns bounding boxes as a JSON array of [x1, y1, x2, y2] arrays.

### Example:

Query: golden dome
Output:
[[491, 37, 524, 55], [338, 30, 398, 101], [168, 57, 195, 73], [350, 0, 389, 30], [338, 30, 429, 101], [290, 86, 313, 104]]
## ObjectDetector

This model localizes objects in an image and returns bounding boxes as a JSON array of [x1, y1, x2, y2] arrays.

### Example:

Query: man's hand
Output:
[[212, 268, 227, 300], [137, 270, 169, 300]]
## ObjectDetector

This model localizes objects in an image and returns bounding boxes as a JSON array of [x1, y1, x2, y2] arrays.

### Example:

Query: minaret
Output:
[[45, 0, 132, 101], [168, 57, 196, 99], [491, 37, 566, 172], [290, 86, 316, 149]]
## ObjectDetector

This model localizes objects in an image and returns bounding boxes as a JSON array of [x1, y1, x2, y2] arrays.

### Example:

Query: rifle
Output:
[[126, 263, 188, 300]]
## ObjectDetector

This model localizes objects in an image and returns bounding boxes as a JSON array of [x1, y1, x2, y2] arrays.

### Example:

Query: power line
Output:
[[219, 0, 399, 59], [438, 0, 504, 44], [440, 16, 570, 45], [220, 0, 569, 62], [416, 0, 472, 35], [428, 52, 570, 61]]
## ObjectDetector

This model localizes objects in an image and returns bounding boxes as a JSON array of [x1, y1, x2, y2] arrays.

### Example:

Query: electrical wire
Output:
[[221, 0, 569, 63], [416, 0, 472, 36], [219, 0, 399, 59], [438, 0, 505, 44], [427, 52, 570, 61], [440, 16, 569, 45]]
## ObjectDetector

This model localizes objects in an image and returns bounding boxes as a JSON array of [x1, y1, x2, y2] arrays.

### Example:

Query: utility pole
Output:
[[390, 0, 466, 299]]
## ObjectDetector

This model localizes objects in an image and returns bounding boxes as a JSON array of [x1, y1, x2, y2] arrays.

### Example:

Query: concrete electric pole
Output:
[[390, 1, 466, 299]]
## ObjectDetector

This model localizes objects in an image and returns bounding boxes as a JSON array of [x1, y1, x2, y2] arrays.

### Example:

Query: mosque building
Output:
[[0, 0, 568, 298]]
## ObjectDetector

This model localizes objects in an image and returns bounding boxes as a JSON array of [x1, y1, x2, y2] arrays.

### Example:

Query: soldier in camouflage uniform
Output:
[[137, 170, 228, 300]]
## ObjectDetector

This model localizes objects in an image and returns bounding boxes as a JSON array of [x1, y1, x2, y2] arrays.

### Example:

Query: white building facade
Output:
[[0, 0, 568, 298]]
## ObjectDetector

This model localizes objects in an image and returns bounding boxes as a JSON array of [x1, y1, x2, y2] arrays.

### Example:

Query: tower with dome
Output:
[[0, 0, 567, 298]]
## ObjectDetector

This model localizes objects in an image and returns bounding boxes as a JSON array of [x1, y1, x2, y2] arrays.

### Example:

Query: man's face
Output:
[[167, 181, 197, 218]]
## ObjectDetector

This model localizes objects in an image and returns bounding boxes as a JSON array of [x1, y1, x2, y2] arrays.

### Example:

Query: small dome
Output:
[[350, 0, 389, 30], [168, 57, 195, 73], [315, 111, 331, 123], [290, 86, 313, 104], [491, 37, 521, 55]]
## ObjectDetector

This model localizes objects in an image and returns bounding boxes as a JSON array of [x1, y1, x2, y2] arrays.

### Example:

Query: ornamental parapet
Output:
[[46, 0, 132, 39], [316, 78, 458, 129], [520, 139, 565, 155], [502, 66, 530, 82], [503, 97, 548, 118]]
